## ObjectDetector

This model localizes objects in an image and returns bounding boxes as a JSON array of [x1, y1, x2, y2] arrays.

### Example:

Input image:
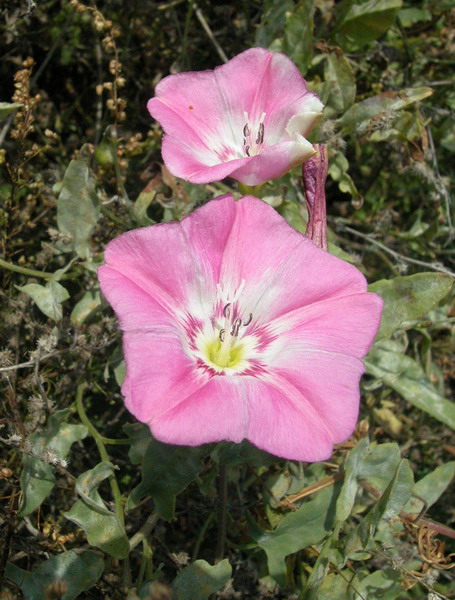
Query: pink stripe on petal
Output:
[[102, 220, 214, 316], [98, 265, 176, 331], [218, 197, 368, 323], [271, 352, 365, 444], [150, 377, 250, 445], [180, 195, 237, 285], [246, 376, 334, 462], [268, 292, 384, 358], [121, 330, 208, 424], [161, 135, 251, 184]]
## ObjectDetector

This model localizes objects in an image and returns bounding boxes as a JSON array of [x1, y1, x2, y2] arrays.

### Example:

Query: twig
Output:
[[94, 41, 104, 145], [215, 463, 228, 562], [191, 1, 228, 64], [334, 221, 455, 277], [426, 125, 454, 243], [0, 352, 58, 373], [283, 473, 344, 505], [0, 257, 54, 280]]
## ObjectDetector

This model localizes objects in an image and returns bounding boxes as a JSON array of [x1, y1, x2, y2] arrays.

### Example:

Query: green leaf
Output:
[[336, 437, 370, 522], [124, 422, 153, 465], [403, 461, 455, 515], [211, 439, 276, 467], [57, 155, 100, 259], [127, 437, 206, 520], [333, 0, 403, 50], [281, 0, 314, 75], [398, 7, 432, 28], [345, 459, 414, 557], [171, 559, 232, 600], [17, 280, 70, 321], [70, 290, 102, 325], [5, 550, 103, 600], [328, 151, 362, 201], [356, 442, 402, 494], [365, 345, 455, 430], [0, 101, 22, 121], [369, 273, 453, 341], [64, 462, 129, 558], [324, 50, 356, 113], [336, 440, 403, 523], [250, 485, 339, 586], [315, 571, 358, 600], [337, 87, 433, 134], [133, 186, 156, 226], [254, 0, 294, 49], [19, 410, 87, 516], [356, 569, 402, 600]]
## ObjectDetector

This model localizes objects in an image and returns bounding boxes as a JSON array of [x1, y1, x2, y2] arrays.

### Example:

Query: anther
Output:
[[243, 124, 251, 137], [223, 303, 231, 318], [219, 329, 225, 342], [245, 146, 251, 157], [243, 313, 253, 327], [230, 318, 242, 337], [256, 123, 264, 145]]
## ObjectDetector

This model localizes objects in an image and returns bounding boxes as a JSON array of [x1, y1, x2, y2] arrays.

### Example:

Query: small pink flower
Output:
[[98, 196, 383, 461], [147, 48, 324, 186]]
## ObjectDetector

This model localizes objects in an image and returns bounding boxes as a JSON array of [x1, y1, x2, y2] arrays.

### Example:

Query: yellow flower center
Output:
[[205, 336, 245, 370]]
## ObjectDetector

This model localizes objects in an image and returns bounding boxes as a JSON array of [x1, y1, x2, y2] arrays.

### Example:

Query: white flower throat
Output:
[[192, 280, 259, 375]]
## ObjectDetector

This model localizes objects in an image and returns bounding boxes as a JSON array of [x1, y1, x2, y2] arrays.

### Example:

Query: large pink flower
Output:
[[98, 196, 383, 462], [147, 48, 324, 186]]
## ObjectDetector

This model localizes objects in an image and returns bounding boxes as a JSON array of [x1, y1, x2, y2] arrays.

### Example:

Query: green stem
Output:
[[215, 463, 228, 563], [101, 204, 128, 227], [238, 183, 264, 198], [75, 383, 124, 527], [129, 512, 159, 551], [0, 257, 53, 280], [192, 511, 215, 561], [101, 436, 130, 445]]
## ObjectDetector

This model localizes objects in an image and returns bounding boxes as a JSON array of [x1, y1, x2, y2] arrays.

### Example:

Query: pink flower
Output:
[[98, 196, 383, 461], [147, 48, 324, 186]]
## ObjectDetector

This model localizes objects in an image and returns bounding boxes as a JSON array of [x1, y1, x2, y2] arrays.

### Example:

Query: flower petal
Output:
[[102, 219, 215, 316], [268, 351, 364, 445], [98, 266, 208, 423], [228, 138, 315, 186], [98, 265, 175, 331], [122, 329, 208, 424], [218, 196, 369, 323], [150, 377, 250, 445], [268, 292, 384, 358], [263, 293, 383, 442], [151, 374, 333, 461], [246, 375, 334, 461], [161, 134, 251, 184]]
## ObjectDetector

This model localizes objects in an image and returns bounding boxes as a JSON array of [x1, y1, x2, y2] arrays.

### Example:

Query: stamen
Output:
[[219, 328, 225, 342], [243, 313, 253, 327], [230, 318, 242, 337], [245, 146, 251, 157], [256, 123, 264, 145], [223, 303, 231, 318], [243, 123, 251, 137]]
